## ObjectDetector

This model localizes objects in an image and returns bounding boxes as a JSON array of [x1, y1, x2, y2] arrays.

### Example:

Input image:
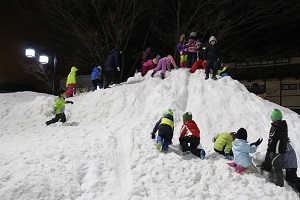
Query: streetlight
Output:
[[25, 49, 35, 57], [39, 55, 49, 64], [25, 41, 59, 95]]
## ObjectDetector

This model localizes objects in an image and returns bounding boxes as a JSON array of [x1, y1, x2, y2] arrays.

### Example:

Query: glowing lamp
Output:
[[39, 55, 49, 64], [25, 48, 35, 57]]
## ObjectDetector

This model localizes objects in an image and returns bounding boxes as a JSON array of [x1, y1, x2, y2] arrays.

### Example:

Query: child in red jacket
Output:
[[179, 112, 206, 159]]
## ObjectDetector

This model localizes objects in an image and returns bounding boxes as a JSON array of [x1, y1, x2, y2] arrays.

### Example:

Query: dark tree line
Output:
[[17, 0, 300, 91]]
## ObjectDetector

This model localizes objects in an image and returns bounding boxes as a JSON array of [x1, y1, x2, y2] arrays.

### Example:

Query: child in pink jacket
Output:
[[141, 57, 160, 76], [151, 55, 178, 79]]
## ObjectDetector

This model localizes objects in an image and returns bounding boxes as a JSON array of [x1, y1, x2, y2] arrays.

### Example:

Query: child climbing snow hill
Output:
[[179, 112, 205, 159], [45, 89, 73, 125], [151, 109, 174, 153]]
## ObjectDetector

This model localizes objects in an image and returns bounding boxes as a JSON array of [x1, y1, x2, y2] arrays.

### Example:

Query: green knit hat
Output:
[[167, 108, 173, 115], [271, 109, 282, 120], [183, 112, 192, 121]]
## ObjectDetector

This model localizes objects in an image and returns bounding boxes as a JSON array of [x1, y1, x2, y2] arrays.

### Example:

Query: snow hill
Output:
[[0, 69, 300, 200]]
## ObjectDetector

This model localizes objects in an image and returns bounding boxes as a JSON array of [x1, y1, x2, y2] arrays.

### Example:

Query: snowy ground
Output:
[[0, 69, 300, 200]]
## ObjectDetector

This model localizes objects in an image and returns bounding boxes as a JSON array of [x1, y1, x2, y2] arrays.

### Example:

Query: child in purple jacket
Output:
[[151, 55, 178, 79], [177, 34, 188, 68]]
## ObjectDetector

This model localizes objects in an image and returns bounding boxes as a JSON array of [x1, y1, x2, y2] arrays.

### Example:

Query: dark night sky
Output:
[[0, 1, 51, 88]]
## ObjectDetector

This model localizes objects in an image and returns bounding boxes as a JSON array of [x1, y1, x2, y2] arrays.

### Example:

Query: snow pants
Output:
[[65, 84, 75, 97], [205, 59, 218, 77], [46, 113, 66, 125], [180, 54, 187, 67], [92, 79, 103, 91], [190, 59, 206, 73], [179, 136, 204, 158], [157, 125, 173, 150], [272, 154, 284, 187], [153, 59, 167, 75]]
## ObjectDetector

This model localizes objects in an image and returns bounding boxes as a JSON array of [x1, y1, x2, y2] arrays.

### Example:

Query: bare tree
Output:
[[20, 59, 52, 92], [16, 0, 300, 83]]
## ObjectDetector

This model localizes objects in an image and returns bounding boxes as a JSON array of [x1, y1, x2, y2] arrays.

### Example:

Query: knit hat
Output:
[[209, 36, 217, 44], [183, 112, 192, 121], [235, 128, 247, 140], [271, 109, 282, 120], [190, 32, 197, 38], [167, 108, 173, 116]]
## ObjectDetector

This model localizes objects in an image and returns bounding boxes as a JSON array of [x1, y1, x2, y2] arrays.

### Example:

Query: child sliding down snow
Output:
[[179, 112, 206, 159], [45, 89, 73, 125], [230, 128, 263, 173], [151, 109, 174, 153]]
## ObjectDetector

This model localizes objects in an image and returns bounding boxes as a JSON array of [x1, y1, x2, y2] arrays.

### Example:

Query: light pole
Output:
[[25, 41, 59, 95]]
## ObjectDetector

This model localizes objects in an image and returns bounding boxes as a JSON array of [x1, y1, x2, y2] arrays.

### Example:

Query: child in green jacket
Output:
[[212, 132, 236, 159], [45, 89, 73, 125]]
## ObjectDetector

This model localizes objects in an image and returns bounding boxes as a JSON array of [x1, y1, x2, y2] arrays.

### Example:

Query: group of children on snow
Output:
[[151, 108, 300, 192], [140, 32, 228, 80]]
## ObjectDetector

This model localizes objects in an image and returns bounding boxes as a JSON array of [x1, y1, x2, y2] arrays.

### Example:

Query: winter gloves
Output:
[[250, 138, 263, 147], [212, 137, 216, 143], [224, 153, 231, 160], [66, 101, 74, 104], [151, 132, 155, 139]]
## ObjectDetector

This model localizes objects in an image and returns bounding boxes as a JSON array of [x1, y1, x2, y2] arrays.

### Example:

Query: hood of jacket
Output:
[[209, 36, 217, 44], [71, 66, 78, 73]]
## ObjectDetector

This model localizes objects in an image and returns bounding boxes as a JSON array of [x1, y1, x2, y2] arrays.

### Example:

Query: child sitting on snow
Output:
[[151, 109, 174, 153], [212, 132, 235, 160], [231, 128, 263, 173], [179, 112, 206, 159], [45, 89, 73, 125]]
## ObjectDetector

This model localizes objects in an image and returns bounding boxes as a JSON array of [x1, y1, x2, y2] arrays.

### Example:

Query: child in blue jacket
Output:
[[91, 66, 103, 91], [232, 128, 263, 173]]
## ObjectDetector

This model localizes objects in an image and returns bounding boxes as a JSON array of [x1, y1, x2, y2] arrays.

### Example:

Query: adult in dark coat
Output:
[[104, 48, 121, 89]]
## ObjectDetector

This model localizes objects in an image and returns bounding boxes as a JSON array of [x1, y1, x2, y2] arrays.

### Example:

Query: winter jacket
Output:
[[91, 67, 102, 80], [204, 44, 220, 60], [217, 66, 227, 76], [197, 47, 206, 61], [187, 38, 198, 53], [232, 139, 257, 168], [152, 113, 174, 142], [180, 120, 200, 138], [283, 141, 298, 169], [53, 97, 67, 114], [142, 59, 155, 70], [213, 133, 234, 154], [105, 49, 121, 71], [267, 120, 288, 154], [177, 42, 187, 54], [66, 66, 78, 87], [162, 55, 177, 69]]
